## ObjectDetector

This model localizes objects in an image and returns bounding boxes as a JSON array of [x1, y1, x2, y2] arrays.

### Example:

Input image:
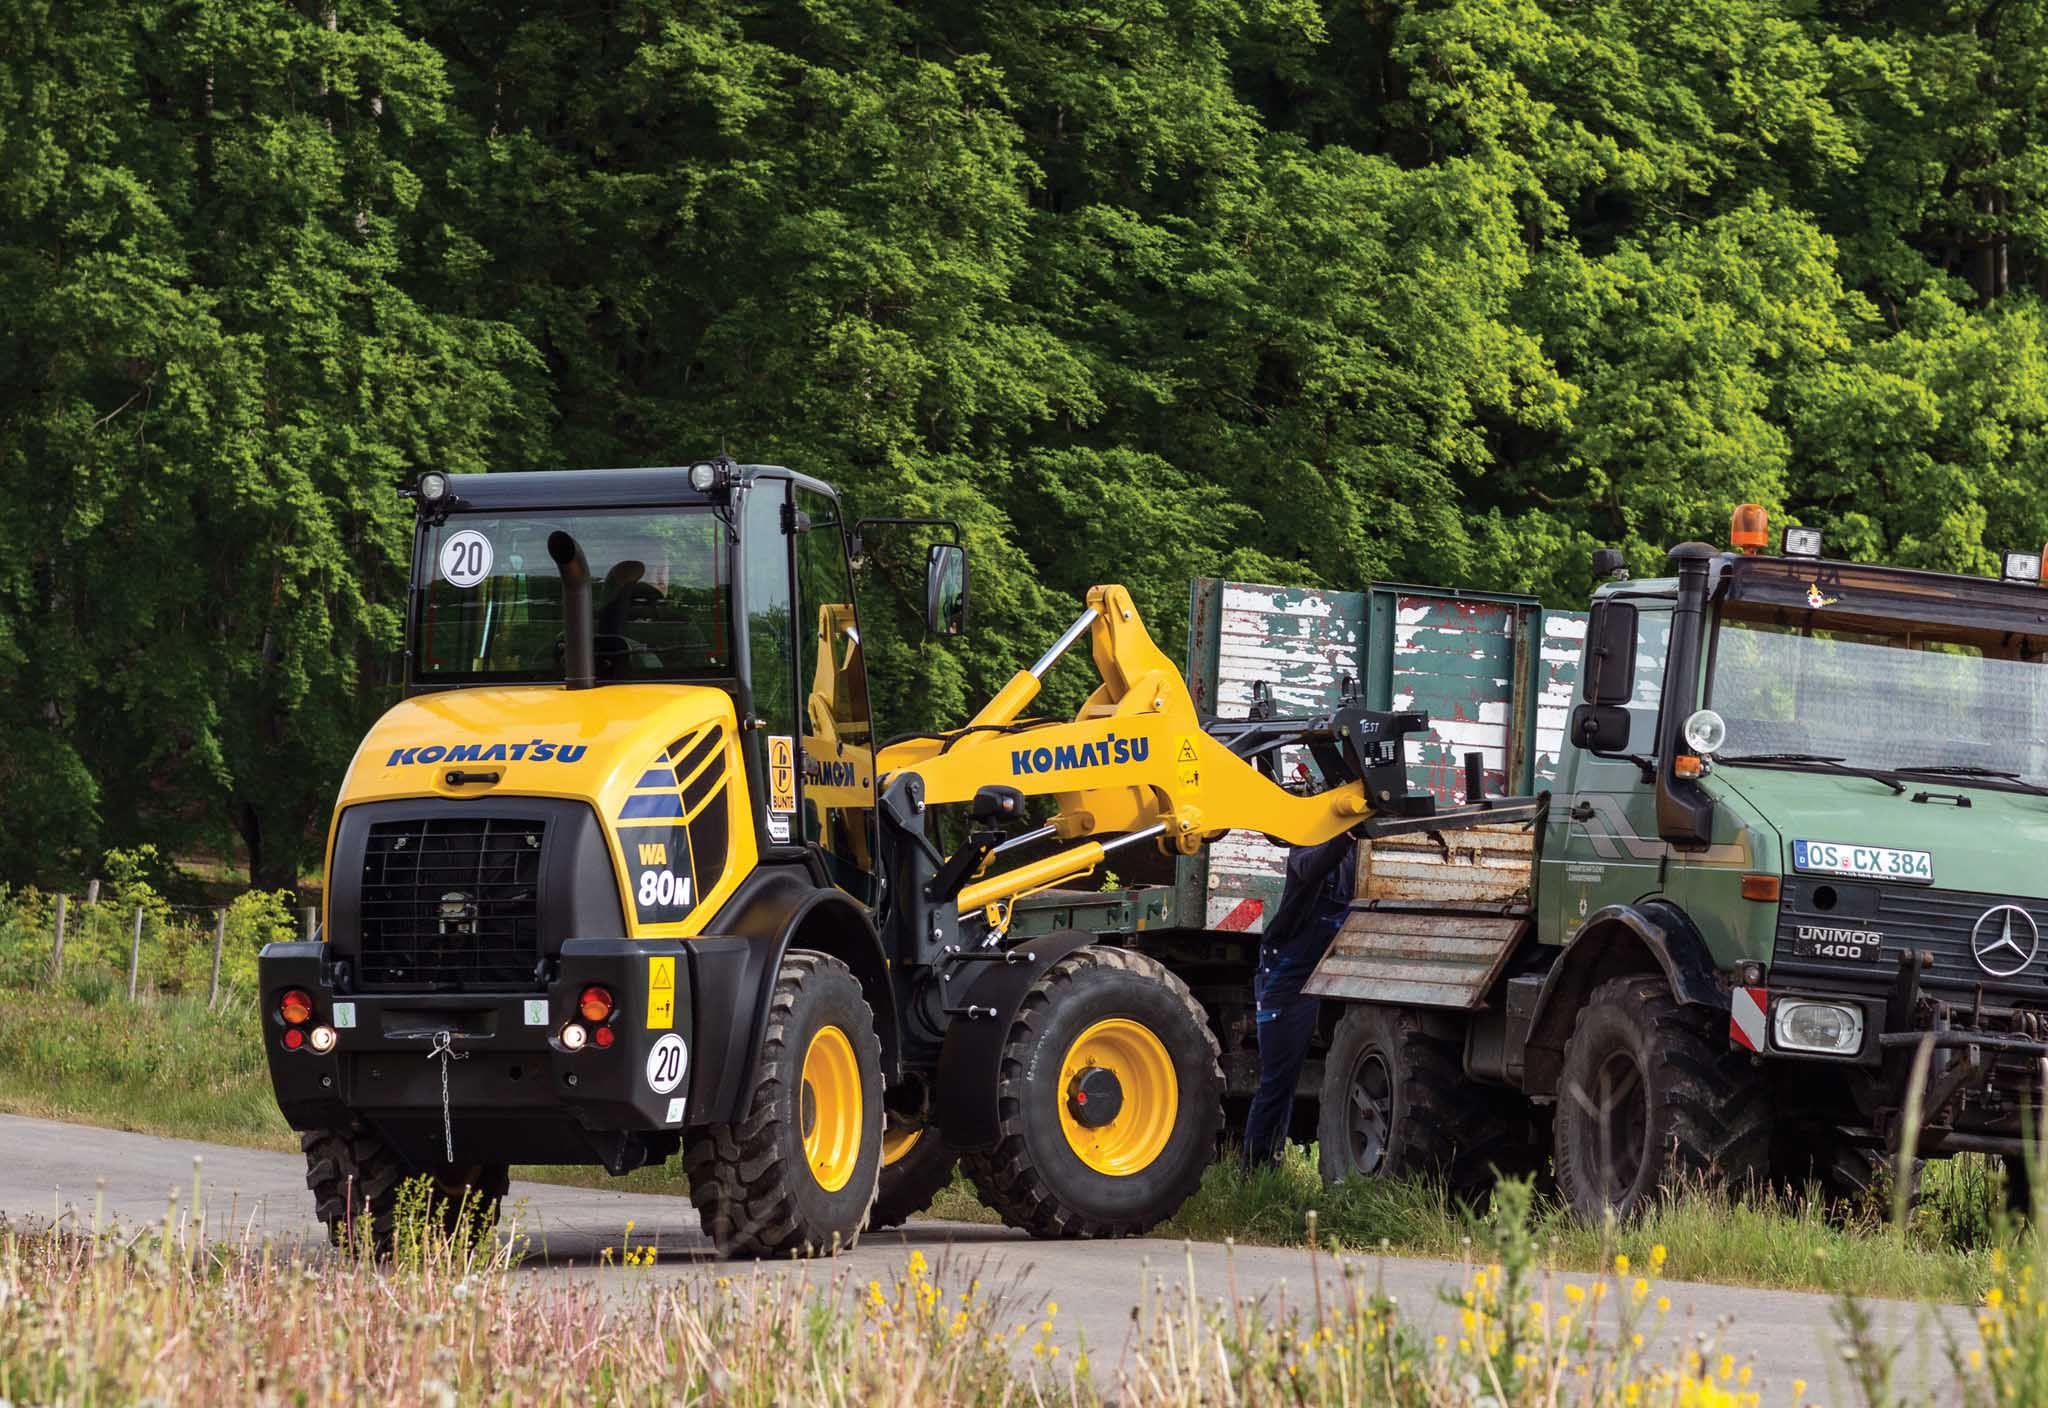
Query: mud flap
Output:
[[931, 929, 1096, 1152]]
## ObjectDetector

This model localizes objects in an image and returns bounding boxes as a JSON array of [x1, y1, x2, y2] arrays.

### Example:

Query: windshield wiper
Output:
[[1718, 753, 1907, 795], [1892, 764, 2048, 798]]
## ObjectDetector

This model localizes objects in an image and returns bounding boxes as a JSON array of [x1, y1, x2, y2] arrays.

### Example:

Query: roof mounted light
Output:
[[417, 472, 449, 503], [687, 461, 725, 493], [1781, 526, 1822, 559], [2003, 550, 2044, 584], [1730, 503, 1769, 554]]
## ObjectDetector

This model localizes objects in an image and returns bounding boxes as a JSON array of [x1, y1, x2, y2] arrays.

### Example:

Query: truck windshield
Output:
[[1711, 611, 2048, 782], [415, 509, 730, 683]]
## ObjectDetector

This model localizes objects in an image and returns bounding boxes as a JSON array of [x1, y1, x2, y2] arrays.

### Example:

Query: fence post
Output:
[[303, 905, 316, 942], [50, 895, 67, 982], [127, 906, 143, 1001], [208, 908, 227, 1007]]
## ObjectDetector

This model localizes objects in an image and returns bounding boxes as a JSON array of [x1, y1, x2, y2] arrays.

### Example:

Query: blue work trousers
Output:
[[1239, 943, 1325, 1169]]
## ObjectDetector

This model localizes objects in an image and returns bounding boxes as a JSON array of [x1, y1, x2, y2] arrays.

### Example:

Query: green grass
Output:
[[0, 987, 2018, 1304]]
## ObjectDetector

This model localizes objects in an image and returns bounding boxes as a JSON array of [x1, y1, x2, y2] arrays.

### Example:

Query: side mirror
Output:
[[924, 543, 968, 637], [1571, 702, 1632, 754], [1580, 601, 1637, 707]]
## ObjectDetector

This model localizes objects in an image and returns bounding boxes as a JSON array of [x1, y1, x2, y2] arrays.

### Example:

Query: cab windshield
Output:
[[415, 509, 731, 684], [1711, 607, 2048, 783]]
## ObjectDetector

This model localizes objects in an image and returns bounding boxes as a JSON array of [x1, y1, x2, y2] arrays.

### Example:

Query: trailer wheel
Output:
[[1315, 1004, 1531, 1200], [302, 1125, 508, 1252], [1554, 976, 1770, 1221], [961, 946, 1222, 1238], [868, 1124, 957, 1231], [683, 950, 883, 1257]]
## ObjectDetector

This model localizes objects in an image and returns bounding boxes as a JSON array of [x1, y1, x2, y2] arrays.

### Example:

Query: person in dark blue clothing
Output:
[[1240, 831, 1358, 1169]]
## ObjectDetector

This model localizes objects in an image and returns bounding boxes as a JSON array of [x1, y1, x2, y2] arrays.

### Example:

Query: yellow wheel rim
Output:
[[882, 1125, 923, 1168], [800, 1024, 863, 1193], [1057, 1017, 1178, 1176]]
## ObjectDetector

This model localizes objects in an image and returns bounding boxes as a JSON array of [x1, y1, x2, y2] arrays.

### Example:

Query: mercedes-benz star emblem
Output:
[[1970, 904, 2041, 978]]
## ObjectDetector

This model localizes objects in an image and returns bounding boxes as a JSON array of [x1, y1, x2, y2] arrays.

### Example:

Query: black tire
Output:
[[961, 946, 1223, 1238], [683, 950, 883, 1258], [1554, 975, 1771, 1221], [2004, 1154, 2033, 1219], [1314, 1004, 1536, 1201], [869, 1124, 957, 1231], [1771, 1128, 1913, 1218], [302, 1125, 508, 1251]]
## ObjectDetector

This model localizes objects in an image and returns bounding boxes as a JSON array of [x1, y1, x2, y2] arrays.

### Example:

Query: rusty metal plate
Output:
[[1360, 826, 1533, 907], [1302, 909, 1531, 1008]]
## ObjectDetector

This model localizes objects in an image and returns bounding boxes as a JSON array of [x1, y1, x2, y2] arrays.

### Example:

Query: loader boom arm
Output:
[[880, 585, 1531, 925]]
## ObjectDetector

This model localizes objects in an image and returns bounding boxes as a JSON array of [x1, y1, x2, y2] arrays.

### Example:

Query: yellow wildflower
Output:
[[1615, 1253, 1631, 1275], [1651, 1244, 1668, 1269]]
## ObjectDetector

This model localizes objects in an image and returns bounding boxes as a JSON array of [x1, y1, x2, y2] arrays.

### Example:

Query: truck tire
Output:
[[1771, 1129, 1915, 1217], [869, 1124, 956, 1231], [1554, 975, 1770, 1221], [683, 950, 883, 1258], [1315, 1004, 1531, 1201], [961, 946, 1223, 1238], [302, 1125, 508, 1251]]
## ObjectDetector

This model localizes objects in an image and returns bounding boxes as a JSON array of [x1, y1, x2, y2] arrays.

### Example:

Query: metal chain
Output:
[[425, 1030, 468, 1163]]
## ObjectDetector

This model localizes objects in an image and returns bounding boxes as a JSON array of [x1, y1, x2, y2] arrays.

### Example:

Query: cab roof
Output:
[[433, 463, 838, 511]]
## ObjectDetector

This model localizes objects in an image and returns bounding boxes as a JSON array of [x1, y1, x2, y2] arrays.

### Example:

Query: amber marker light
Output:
[[1731, 503, 1769, 554], [579, 986, 615, 1023], [1741, 874, 1782, 902], [279, 989, 314, 1025], [1673, 754, 1704, 779]]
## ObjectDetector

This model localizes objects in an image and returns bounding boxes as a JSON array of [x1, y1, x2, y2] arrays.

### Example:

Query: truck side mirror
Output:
[[1580, 601, 1637, 706], [1571, 702, 1631, 753], [924, 543, 968, 637]]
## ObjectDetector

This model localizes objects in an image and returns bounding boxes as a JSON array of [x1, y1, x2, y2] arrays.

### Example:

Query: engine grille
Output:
[[359, 817, 545, 990], [1776, 877, 2048, 1002]]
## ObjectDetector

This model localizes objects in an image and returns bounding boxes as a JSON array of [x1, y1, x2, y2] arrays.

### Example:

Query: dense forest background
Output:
[[6, 0, 2048, 892]]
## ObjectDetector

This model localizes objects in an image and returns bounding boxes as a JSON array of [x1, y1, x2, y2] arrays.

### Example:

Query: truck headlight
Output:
[[1773, 1000, 1863, 1055]]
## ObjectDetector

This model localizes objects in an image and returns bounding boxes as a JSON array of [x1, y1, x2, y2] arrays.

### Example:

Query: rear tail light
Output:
[[593, 1024, 616, 1049], [579, 986, 615, 1023], [280, 989, 314, 1025], [282, 1027, 306, 1051]]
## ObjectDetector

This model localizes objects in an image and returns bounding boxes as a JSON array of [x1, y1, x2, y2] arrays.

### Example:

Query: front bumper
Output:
[[260, 937, 696, 1169]]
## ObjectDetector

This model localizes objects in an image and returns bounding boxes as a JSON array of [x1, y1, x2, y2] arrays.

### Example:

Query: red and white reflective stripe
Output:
[[1729, 986, 1769, 1052]]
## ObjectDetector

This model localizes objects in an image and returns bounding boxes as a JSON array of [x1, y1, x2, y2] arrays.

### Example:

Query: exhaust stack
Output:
[[548, 531, 595, 690]]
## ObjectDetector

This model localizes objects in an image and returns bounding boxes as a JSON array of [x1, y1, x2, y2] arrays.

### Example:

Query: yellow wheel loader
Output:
[[260, 461, 1531, 1256]]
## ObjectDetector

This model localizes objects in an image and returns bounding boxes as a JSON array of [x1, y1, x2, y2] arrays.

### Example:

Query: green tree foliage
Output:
[[5, 0, 2048, 886]]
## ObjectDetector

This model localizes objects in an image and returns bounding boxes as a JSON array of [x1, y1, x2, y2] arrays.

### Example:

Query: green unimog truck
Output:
[[995, 509, 2048, 1220]]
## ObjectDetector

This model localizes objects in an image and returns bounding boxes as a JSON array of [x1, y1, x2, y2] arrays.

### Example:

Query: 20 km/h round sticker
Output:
[[646, 1033, 688, 1094], [438, 529, 494, 588]]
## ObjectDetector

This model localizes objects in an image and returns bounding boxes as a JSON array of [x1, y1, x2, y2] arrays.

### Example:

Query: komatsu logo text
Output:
[[384, 741, 588, 766], [1010, 733, 1148, 776]]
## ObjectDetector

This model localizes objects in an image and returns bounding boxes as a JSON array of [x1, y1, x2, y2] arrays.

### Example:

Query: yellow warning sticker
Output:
[[767, 735, 797, 813], [1175, 733, 1202, 791], [647, 954, 676, 1030]]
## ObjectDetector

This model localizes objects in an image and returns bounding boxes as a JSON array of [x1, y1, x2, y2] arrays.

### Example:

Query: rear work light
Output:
[[279, 989, 314, 1025], [2002, 550, 2044, 584], [579, 986, 615, 1023]]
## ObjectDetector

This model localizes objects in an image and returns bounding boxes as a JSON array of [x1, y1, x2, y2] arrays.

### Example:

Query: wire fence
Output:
[[0, 888, 306, 1011]]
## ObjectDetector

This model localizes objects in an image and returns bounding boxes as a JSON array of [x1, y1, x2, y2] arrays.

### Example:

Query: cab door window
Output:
[[742, 479, 798, 848], [792, 487, 877, 897]]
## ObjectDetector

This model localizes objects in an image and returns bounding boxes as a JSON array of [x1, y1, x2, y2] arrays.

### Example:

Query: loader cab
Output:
[[401, 463, 960, 905]]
